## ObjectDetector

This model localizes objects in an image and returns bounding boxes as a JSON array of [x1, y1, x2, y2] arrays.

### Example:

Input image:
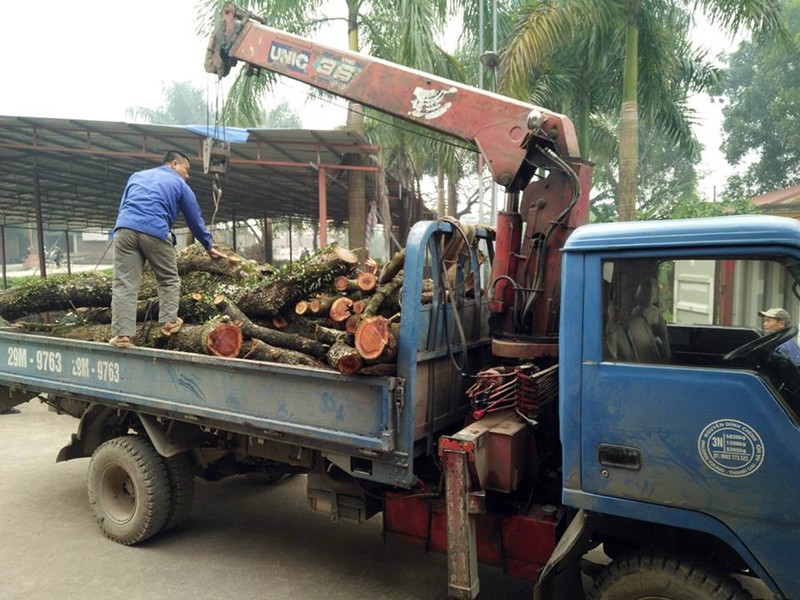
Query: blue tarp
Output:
[[184, 125, 250, 144]]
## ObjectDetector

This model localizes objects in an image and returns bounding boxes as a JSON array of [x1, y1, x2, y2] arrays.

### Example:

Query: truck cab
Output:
[[560, 215, 800, 598]]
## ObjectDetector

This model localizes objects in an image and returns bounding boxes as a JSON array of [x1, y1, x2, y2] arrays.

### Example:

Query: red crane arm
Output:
[[205, 3, 582, 192]]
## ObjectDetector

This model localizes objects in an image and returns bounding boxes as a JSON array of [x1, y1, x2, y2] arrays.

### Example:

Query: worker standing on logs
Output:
[[109, 150, 227, 348]]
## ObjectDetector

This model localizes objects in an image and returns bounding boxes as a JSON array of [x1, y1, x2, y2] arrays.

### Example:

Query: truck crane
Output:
[[1, 4, 799, 600], [204, 7, 800, 600], [204, 3, 593, 359]]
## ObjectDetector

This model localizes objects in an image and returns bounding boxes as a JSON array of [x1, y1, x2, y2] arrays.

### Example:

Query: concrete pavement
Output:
[[0, 400, 532, 600]]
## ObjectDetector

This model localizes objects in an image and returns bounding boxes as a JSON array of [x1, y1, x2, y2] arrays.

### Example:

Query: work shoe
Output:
[[0, 408, 21, 415], [109, 336, 134, 348], [161, 317, 184, 336]]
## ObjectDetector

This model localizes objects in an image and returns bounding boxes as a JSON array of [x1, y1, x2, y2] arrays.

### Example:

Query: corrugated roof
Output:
[[0, 115, 388, 231], [752, 184, 800, 208]]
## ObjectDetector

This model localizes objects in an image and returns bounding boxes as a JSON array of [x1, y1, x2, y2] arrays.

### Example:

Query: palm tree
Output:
[[500, 0, 783, 221]]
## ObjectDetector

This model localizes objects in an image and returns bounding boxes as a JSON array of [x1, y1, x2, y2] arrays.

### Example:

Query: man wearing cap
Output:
[[758, 307, 800, 364]]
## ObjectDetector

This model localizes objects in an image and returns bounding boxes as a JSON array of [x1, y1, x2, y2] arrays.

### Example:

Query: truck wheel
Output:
[[590, 553, 754, 600], [162, 452, 196, 531], [87, 436, 171, 545]]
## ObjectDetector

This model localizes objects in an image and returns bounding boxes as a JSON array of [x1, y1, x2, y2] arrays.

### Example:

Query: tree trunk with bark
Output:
[[214, 296, 327, 359], [237, 246, 359, 317], [243, 339, 329, 369], [327, 339, 363, 374], [24, 318, 242, 357]]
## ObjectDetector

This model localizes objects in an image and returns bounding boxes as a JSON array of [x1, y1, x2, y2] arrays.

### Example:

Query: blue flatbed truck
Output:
[[2, 4, 800, 598], [3, 215, 800, 600]]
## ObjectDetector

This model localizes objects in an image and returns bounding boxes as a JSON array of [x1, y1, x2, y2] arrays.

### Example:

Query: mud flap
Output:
[[534, 509, 595, 600], [57, 404, 126, 462], [0, 385, 37, 412]]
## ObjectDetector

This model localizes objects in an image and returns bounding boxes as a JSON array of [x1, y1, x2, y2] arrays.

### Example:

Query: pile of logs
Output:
[[0, 242, 419, 377]]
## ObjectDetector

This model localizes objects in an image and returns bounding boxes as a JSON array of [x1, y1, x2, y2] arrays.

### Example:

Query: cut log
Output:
[[0, 270, 247, 322], [358, 363, 397, 377], [352, 300, 366, 315], [329, 296, 354, 323], [326, 340, 363, 375], [214, 296, 328, 359], [165, 316, 243, 357], [28, 319, 241, 357], [243, 339, 328, 369], [355, 316, 398, 363], [177, 241, 269, 279], [314, 324, 352, 346], [236, 245, 359, 317], [345, 315, 360, 334], [378, 248, 405, 284], [334, 276, 359, 294], [309, 295, 336, 316], [272, 314, 289, 329], [295, 300, 311, 316], [356, 272, 377, 292], [0, 272, 119, 321]]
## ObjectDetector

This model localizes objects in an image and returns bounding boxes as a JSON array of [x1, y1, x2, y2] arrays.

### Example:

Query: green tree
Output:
[[126, 81, 209, 125], [500, 0, 783, 221], [721, 0, 800, 197], [592, 119, 704, 221], [263, 100, 302, 129]]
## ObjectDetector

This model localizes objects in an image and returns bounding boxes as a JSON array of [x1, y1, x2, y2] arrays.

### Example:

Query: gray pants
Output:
[[111, 228, 180, 338]]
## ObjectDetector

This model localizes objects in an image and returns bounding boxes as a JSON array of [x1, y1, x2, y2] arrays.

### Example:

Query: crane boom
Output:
[[205, 3, 581, 193], [205, 3, 592, 351]]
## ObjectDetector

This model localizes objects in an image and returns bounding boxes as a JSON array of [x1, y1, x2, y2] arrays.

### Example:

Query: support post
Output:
[[288, 216, 293, 262], [263, 217, 273, 263], [441, 438, 481, 600], [64, 228, 72, 275], [0, 225, 6, 290], [232, 215, 238, 252], [32, 162, 46, 279], [318, 166, 328, 248]]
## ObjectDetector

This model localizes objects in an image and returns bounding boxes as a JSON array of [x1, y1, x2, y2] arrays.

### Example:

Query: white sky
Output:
[[0, 1, 741, 202]]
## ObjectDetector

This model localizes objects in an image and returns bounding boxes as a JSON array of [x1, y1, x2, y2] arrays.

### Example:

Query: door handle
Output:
[[598, 443, 641, 470]]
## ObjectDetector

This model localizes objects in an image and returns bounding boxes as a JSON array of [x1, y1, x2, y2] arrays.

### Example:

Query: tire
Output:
[[87, 436, 171, 545], [161, 452, 196, 531], [590, 553, 754, 600]]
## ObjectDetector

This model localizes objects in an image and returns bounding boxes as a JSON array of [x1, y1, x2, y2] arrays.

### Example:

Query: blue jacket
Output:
[[777, 336, 800, 365], [114, 165, 213, 250]]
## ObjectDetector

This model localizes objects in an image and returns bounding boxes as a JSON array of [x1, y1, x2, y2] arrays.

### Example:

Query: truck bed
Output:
[[0, 221, 493, 489]]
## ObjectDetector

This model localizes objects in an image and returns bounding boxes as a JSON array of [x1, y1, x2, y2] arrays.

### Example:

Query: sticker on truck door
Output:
[[698, 419, 765, 478]]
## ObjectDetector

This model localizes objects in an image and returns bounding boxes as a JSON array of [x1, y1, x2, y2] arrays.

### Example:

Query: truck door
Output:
[[578, 252, 800, 598]]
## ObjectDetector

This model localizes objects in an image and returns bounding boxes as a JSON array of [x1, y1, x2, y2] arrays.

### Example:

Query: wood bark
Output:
[[363, 273, 404, 318], [0, 270, 245, 322], [314, 324, 351, 346], [327, 340, 363, 374], [358, 363, 397, 377], [236, 245, 359, 317], [166, 316, 243, 357], [25, 319, 241, 357], [214, 296, 327, 359], [177, 242, 268, 279], [334, 276, 359, 294], [243, 339, 329, 369], [378, 248, 405, 284]]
